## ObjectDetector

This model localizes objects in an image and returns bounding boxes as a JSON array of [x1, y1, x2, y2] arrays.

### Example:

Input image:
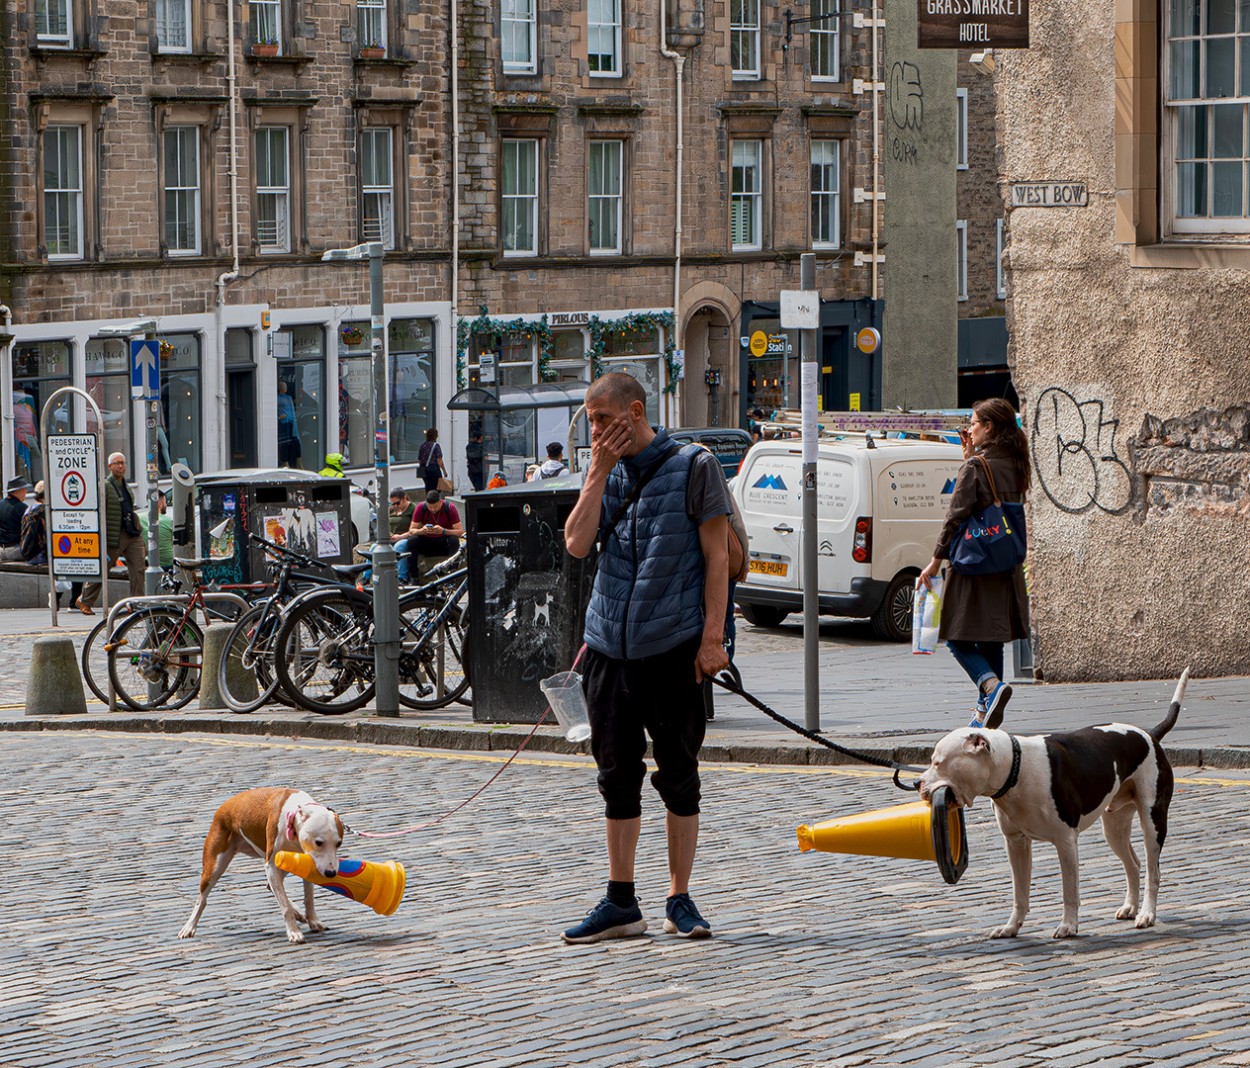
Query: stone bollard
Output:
[[27, 636, 88, 716], [199, 623, 241, 712]]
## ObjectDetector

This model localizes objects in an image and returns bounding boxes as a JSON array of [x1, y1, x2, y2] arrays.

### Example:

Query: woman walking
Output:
[[417, 427, 446, 494], [917, 398, 1030, 730]]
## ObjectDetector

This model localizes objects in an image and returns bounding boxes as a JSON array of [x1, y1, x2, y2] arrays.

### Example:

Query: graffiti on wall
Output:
[[1030, 387, 1136, 515], [888, 62, 923, 166]]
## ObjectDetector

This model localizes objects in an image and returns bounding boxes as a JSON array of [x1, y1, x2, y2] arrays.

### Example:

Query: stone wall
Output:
[[997, 0, 1250, 681]]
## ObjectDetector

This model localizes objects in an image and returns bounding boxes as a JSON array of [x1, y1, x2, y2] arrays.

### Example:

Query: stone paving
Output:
[[4, 730, 1250, 1067]]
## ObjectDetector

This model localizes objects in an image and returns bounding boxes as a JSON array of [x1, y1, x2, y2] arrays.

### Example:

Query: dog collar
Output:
[[991, 735, 1022, 800]]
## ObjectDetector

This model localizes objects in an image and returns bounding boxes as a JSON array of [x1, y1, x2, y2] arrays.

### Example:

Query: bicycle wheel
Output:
[[108, 608, 204, 712], [218, 603, 283, 714], [80, 619, 113, 705], [275, 590, 376, 715], [397, 601, 471, 710]]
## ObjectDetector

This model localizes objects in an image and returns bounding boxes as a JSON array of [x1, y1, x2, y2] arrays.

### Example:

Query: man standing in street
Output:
[[77, 452, 146, 614], [562, 372, 730, 944], [0, 476, 31, 561]]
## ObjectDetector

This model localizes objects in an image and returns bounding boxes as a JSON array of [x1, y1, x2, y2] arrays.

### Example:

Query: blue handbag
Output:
[[950, 455, 1027, 575]]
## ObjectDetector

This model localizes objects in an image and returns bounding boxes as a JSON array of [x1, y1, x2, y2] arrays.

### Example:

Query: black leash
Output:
[[710, 674, 925, 791]]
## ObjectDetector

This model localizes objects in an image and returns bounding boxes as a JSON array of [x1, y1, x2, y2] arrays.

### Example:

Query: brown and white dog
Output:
[[178, 788, 346, 944], [918, 670, 1189, 940]]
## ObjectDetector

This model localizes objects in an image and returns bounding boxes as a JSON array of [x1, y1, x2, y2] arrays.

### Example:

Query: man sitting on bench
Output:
[[404, 490, 463, 581]]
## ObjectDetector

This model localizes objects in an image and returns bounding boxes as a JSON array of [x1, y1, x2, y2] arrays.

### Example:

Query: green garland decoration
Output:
[[457, 308, 556, 386], [586, 311, 677, 393], [458, 308, 678, 392]]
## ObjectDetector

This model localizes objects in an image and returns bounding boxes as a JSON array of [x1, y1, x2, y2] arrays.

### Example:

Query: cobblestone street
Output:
[[4, 730, 1250, 1067]]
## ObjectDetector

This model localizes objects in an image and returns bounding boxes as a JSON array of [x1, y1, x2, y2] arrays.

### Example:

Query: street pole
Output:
[[143, 329, 162, 597], [368, 244, 400, 716], [800, 253, 820, 732]]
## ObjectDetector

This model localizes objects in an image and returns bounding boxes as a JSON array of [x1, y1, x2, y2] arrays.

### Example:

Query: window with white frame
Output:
[[996, 218, 1007, 298], [360, 127, 395, 249], [810, 0, 840, 81], [501, 138, 539, 255], [810, 139, 840, 248], [249, 0, 281, 50], [956, 219, 968, 301], [164, 126, 201, 254], [357, 0, 387, 51], [588, 140, 623, 254], [731, 140, 763, 250], [44, 126, 83, 260], [36, 0, 72, 47], [731, 0, 760, 79], [587, 0, 621, 75], [956, 88, 969, 169], [156, 0, 191, 51], [255, 126, 290, 253], [502, 0, 536, 73], [1165, 0, 1250, 231]]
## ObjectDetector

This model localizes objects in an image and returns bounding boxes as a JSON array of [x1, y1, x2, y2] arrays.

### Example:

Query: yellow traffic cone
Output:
[[273, 851, 407, 916], [795, 786, 968, 884]]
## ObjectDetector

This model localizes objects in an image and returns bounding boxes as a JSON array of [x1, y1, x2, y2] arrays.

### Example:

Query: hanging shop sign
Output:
[[917, 0, 1029, 48]]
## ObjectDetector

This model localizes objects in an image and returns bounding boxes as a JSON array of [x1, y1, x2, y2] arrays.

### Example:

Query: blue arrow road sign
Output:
[[130, 340, 160, 400]]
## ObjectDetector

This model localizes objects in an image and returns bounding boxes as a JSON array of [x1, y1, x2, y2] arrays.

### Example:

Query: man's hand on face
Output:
[[591, 414, 633, 473]]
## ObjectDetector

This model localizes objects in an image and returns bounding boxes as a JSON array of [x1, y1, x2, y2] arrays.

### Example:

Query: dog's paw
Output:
[[177, 925, 196, 939], [286, 928, 306, 944], [293, 910, 308, 924], [1051, 922, 1078, 939], [307, 920, 328, 934], [1115, 904, 1138, 921], [1134, 911, 1156, 929], [989, 924, 1020, 939]]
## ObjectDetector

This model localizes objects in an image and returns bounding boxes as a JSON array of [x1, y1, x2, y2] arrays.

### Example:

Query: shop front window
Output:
[[337, 320, 373, 469], [389, 318, 435, 464], [469, 329, 536, 387], [549, 329, 589, 383], [742, 317, 794, 414], [276, 325, 325, 470], [85, 338, 135, 468], [601, 325, 662, 422], [159, 333, 202, 473], [12, 340, 72, 484]]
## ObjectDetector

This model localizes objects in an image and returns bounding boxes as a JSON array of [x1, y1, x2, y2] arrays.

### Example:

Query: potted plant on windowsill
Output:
[[252, 37, 280, 57], [359, 41, 385, 59]]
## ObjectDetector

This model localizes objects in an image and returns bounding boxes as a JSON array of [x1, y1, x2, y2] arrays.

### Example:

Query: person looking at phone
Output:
[[404, 490, 463, 578]]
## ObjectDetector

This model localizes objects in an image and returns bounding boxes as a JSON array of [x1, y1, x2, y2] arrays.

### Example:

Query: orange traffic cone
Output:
[[795, 786, 968, 884], [273, 851, 407, 916]]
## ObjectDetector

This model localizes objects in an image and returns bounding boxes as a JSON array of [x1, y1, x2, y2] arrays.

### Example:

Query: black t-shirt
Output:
[[0, 495, 23, 547]]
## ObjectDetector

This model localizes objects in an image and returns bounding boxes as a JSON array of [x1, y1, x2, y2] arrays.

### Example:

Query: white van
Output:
[[732, 436, 963, 640]]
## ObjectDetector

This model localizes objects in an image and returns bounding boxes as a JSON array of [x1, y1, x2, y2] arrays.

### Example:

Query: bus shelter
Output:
[[447, 382, 589, 485]]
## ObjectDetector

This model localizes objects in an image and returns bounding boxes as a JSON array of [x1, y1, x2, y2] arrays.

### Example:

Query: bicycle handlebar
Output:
[[244, 528, 325, 570]]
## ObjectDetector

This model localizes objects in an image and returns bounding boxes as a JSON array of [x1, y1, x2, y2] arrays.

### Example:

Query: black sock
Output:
[[606, 880, 636, 908]]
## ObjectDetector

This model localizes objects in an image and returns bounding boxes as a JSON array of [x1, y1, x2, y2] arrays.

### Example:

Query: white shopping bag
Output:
[[912, 573, 943, 655]]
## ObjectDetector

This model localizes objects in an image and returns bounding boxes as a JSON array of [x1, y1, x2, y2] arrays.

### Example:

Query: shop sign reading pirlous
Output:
[[917, 0, 1029, 48]]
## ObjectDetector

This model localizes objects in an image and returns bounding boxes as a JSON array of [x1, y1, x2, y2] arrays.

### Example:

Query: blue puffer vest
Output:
[[583, 430, 706, 660]]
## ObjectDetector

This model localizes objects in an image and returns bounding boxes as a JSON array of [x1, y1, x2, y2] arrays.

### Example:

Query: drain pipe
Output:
[[214, 0, 242, 470], [449, 0, 461, 462], [870, 0, 880, 301], [659, 4, 684, 426]]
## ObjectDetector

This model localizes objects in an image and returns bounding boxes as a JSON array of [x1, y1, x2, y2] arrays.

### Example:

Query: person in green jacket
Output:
[[77, 452, 146, 614], [138, 491, 175, 569], [319, 452, 346, 477]]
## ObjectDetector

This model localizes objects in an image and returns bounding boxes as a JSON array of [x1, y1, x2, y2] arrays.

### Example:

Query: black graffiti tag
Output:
[[888, 62, 924, 131], [1031, 387, 1135, 515]]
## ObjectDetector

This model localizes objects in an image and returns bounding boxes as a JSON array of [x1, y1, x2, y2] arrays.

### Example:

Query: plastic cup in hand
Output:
[[539, 671, 592, 743]]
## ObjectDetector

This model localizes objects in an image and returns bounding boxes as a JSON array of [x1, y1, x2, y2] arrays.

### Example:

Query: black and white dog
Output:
[[918, 670, 1189, 939]]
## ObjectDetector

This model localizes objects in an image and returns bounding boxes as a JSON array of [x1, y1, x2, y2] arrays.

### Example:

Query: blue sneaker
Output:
[[560, 897, 647, 944], [968, 693, 989, 729], [982, 681, 1012, 730], [662, 893, 711, 939]]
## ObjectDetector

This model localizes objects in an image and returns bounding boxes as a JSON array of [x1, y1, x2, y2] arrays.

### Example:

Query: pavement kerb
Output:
[[5, 713, 1250, 770]]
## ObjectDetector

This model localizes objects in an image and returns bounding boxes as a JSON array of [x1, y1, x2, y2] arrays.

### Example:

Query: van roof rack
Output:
[[761, 409, 968, 440]]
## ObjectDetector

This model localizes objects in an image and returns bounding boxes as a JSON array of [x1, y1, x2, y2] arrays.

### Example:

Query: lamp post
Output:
[[321, 242, 399, 715], [96, 318, 162, 598]]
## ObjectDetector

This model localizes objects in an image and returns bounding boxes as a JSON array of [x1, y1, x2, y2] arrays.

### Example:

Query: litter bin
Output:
[[196, 469, 356, 585], [466, 480, 596, 724]]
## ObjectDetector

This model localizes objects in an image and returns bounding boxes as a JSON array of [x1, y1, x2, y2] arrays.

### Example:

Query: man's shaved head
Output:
[[586, 372, 646, 413]]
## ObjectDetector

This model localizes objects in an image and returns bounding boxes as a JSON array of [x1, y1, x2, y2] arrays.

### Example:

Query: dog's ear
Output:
[[962, 733, 991, 755]]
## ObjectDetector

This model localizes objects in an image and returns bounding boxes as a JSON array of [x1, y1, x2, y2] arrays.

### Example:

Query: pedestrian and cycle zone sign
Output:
[[47, 434, 103, 578]]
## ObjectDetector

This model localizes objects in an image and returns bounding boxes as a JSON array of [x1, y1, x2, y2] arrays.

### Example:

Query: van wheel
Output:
[[741, 604, 790, 628], [871, 573, 915, 642]]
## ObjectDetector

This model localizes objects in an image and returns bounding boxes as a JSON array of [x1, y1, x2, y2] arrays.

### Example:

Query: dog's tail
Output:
[[1149, 667, 1190, 742]]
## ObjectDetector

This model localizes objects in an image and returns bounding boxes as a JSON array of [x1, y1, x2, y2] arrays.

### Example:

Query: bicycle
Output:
[[273, 549, 470, 715], [106, 559, 269, 712], [217, 531, 367, 714]]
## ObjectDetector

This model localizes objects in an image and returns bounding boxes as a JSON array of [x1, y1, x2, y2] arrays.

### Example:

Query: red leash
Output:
[[350, 644, 588, 839]]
